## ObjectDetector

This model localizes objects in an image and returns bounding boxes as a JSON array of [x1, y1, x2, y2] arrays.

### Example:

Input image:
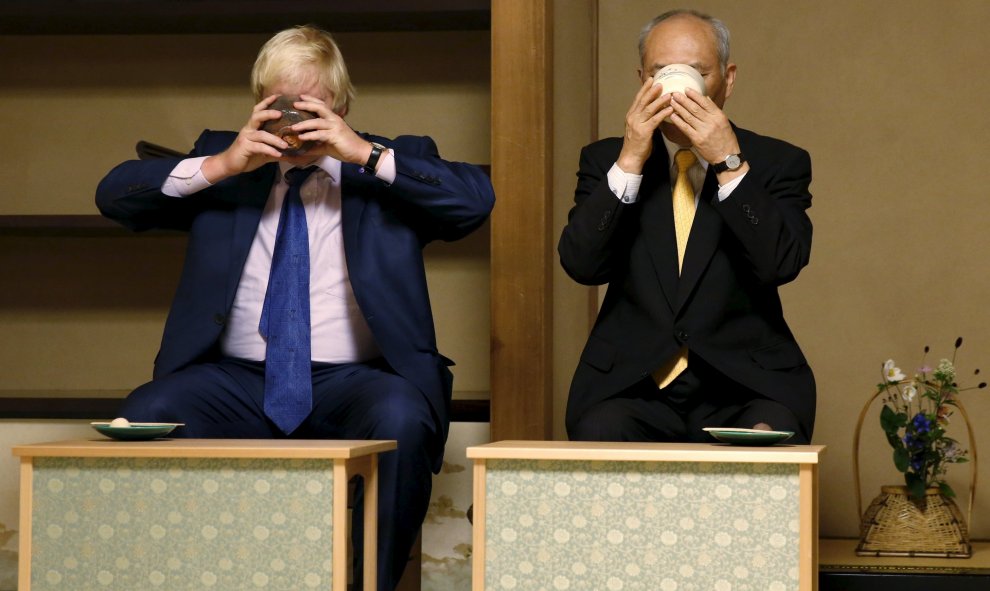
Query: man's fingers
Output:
[[253, 94, 280, 112], [684, 88, 716, 112], [632, 76, 654, 102], [670, 93, 701, 121], [254, 130, 289, 151]]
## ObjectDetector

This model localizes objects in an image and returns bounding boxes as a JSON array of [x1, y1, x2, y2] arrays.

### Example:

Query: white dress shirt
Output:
[[163, 151, 396, 364], [606, 134, 746, 204]]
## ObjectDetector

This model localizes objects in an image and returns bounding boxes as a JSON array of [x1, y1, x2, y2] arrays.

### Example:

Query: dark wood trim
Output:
[[0, 162, 488, 236], [0, 215, 182, 237], [819, 572, 990, 591], [1, 0, 490, 35], [0, 397, 123, 420], [0, 397, 490, 422]]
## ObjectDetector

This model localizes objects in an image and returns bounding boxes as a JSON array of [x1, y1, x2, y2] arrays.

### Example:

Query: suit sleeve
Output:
[[95, 131, 237, 232], [95, 157, 201, 232], [355, 135, 495, 243], [714, 143, 813, 286], [557, 143, 636, 286]]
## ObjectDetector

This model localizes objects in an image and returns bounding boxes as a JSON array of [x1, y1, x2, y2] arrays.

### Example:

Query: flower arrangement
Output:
[[877, 338, 985, 501]]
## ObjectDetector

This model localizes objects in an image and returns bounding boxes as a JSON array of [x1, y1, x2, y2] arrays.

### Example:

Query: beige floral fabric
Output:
[[30, 457, 335, 590], [484, 459, 801, 591]]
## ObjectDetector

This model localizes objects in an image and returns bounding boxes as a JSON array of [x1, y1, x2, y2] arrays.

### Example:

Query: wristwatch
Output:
[[711, 153, 746, 173], [365, 142, 387, 170]]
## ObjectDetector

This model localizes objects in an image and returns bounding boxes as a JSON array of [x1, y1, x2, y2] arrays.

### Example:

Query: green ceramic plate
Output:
[[91, 422, 183, 441], [702, 427, 794, 446]]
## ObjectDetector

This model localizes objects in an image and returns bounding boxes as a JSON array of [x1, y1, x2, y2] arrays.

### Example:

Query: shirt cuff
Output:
[[716, 171, 747, 202], [607, 163, 643, 204], [162, 156, 213, 197], [373, 149, 396, 185]]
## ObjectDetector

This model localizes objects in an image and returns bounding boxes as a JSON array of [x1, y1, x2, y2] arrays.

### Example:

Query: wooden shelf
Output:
[[1, 0, 490, 35], [0, 215, 181, 236], [819, 538, 990, 590]]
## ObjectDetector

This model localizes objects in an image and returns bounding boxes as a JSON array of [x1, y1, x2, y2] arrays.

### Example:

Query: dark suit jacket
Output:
[[558, 125, 816, 438], [96, 130, 495, 456]]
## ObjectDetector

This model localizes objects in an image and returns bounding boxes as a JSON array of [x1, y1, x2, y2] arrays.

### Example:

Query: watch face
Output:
[[725, 154, 741, 169]]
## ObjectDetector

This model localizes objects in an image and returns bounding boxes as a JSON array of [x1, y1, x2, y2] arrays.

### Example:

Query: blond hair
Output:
[[250, 25, 356, 116]]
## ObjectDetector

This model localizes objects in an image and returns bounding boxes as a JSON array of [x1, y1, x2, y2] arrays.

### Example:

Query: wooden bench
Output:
[[14, 438, 395, 591], [469, 441, 825, 591]]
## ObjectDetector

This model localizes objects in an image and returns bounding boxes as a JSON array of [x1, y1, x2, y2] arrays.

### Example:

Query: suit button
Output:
[[750, 217, 759, 225], [597, 211, 612, 231], [742, 203, 751, 213], [213, 313, 226, 325], [676, 330, 689, 342]]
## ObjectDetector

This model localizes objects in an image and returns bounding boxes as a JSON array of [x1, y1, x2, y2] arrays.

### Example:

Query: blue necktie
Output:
[[260, 166, 317, 434]]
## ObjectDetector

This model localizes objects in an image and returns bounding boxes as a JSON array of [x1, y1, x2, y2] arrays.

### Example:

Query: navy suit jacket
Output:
[[96, 130, 495, 455], [558, 125, 816, 438]]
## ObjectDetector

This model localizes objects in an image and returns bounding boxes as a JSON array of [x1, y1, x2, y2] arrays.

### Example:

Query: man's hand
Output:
[[668, 88, 749, 181], [202, 95, 288, 183], [289, 95, 374, 166], [616, 78, 674, 174]]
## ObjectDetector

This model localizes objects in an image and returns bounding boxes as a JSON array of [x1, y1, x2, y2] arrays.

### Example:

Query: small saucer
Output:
[[91, 422, 183, 441], [702, 427, 794, 446]]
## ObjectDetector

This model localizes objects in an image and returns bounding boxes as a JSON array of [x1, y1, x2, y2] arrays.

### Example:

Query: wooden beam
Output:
[[0, 1, 490, 34], [490, 0, 553, 440]]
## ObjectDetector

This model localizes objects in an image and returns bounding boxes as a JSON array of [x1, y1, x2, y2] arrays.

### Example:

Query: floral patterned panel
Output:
[[30, 457, 335, 590], [484, 460, 801, 591]]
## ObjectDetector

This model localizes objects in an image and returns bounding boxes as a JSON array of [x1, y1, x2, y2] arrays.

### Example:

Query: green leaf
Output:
[[906, 473, 926, 501], [939, 482, 956, 498], [893, 447, 910, 472], [880, 406, 906, 433]]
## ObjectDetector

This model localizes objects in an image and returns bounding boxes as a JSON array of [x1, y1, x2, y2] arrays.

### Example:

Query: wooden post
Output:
[[490, 0, 553, 441]]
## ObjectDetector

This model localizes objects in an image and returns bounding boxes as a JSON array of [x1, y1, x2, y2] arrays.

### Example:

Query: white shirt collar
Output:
[[660, 133, 709, 171], [278, 156, 339, 183]]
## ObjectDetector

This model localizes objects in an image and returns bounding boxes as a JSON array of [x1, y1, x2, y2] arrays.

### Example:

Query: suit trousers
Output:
[[569, 353, 809, 444], [118, 357, 438, 591]]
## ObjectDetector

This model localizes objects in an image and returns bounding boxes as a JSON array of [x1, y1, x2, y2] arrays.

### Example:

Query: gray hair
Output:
[[638, 9, 731, 74]]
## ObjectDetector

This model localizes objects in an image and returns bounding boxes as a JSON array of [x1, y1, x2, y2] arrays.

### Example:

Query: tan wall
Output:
[[0, 30, 491, 396], [3, 0, 990, 549], [554, 0, 990, 539], [0, 29, 491, 587], [552, 0, 598, 442]]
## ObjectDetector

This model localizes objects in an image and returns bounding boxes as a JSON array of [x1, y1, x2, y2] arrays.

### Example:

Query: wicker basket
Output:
[[852, 390, 977, 558], [857, 485, 970, 557]]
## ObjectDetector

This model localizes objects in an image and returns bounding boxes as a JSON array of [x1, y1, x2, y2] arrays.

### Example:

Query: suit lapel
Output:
[[340, 164, 368, 285], [639, 149, 679, 313]]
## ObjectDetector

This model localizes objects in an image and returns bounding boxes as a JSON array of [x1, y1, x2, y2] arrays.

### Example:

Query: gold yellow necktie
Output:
[[654, 148, 697, 389], [671, 148, 697, 272]]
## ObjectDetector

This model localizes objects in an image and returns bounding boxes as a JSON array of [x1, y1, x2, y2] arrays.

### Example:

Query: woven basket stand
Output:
[[852, 388, 978, 558]]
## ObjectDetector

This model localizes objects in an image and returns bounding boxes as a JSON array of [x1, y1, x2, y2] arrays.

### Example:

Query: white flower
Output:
[[935, 359, 956, 382], [883, 359, 906, 382], [901, 383, 917, 401]]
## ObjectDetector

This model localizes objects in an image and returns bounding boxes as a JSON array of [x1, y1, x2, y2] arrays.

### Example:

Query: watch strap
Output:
[[712, 153, 746, 173], [365, 142, 386, 171]]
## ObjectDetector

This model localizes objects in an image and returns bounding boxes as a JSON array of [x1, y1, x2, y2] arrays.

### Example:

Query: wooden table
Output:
[[13, 438, 395, 591], [469, 441, 825, 591], [819, 537, 990, 590]]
